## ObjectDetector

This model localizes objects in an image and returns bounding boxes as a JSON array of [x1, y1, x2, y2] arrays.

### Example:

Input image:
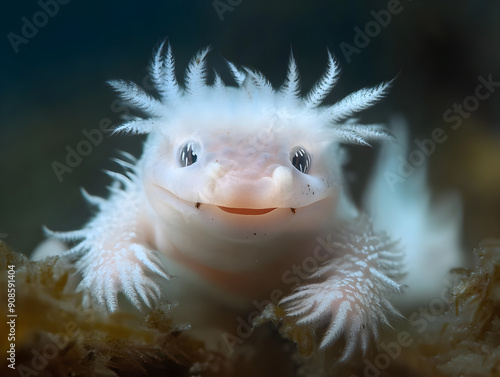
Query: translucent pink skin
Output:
[[138, 100, 345, 298], [45, 44, 463, 359]]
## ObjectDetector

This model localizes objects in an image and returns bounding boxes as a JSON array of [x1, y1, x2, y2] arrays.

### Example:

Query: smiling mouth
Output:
[[156, 184, 281, 216], [217, 206, 277, 215]]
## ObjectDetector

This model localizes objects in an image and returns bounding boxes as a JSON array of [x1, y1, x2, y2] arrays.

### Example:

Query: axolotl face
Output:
[[106, 45, 390, 297], [141, 89, 343, 275]]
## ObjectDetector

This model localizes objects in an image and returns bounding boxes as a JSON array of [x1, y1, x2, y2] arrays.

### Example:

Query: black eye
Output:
[[179, 142, 199, 167], [290, 146, 311, 174]]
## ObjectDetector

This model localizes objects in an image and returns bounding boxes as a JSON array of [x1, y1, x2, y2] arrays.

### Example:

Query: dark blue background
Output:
[[1, 0, 499, 253]]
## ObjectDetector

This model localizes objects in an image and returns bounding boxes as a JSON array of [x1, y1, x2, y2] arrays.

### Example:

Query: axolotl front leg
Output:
[[280, 218, 404, 360], [51, 161, 170, 311]]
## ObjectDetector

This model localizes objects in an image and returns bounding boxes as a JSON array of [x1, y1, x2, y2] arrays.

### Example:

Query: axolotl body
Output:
[[48, 43, 462, 359]]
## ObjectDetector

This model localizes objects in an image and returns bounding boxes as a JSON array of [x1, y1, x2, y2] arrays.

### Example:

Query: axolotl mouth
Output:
[[215, 206, 277, 215], [151, 184, 308, 235], [153, 183, 292, 216], [150, 181, 334, 272]]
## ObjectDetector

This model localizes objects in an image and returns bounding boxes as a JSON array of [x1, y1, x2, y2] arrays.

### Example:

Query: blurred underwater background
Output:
[[1, 1, 500, 377], [0, 0, 499, 261]]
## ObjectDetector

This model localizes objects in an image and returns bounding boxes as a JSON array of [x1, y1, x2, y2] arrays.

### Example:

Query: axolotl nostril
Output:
[[45, 42, 463, 360]]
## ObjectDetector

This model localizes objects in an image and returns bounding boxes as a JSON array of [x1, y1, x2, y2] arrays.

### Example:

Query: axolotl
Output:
[[47, 42, 463, 359]]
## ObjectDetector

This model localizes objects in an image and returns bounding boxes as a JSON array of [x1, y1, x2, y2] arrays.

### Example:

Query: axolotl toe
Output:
[[47, 42, 457, 360]]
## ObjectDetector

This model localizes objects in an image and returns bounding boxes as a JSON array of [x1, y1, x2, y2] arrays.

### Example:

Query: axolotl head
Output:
[[110, 43, 392, 273]]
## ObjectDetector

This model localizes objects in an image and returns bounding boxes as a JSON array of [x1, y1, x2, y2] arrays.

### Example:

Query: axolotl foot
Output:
[[281, 220, 405, 360], [74, 243, 170, 311]]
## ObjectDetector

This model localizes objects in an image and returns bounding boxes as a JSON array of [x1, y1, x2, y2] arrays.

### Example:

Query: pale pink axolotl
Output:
[[45, 42, 463, 359]]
